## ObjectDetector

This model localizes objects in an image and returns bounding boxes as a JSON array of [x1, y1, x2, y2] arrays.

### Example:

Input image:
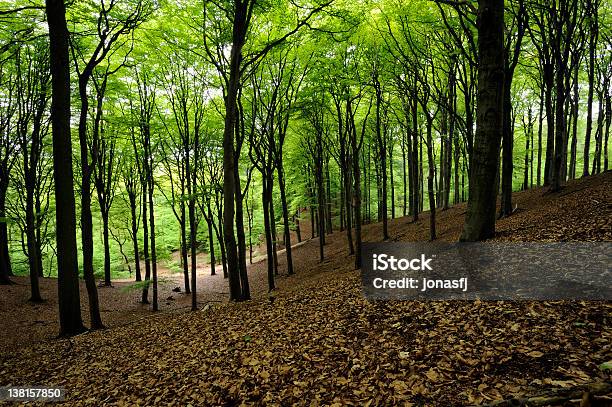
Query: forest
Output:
[[0, 0, 611, 405]]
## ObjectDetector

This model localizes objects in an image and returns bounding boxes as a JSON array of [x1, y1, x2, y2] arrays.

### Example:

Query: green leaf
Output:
[[243, 335, 252, 342], [600, 361, 612, 371]]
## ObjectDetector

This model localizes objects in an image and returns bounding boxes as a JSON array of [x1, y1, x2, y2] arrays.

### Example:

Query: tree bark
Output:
[[77, 80, 103, 329], [278, 162, 294, 274], [46, 0, 85, 335], [460, 0, 505, 241]]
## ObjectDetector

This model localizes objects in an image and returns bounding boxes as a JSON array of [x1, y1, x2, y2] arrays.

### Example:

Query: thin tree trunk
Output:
[[26, 180, 42, 302], [180, 204, 190, 293], [148, 172, 158, 311], [102, 214, 112, 286], [129, 193, 141, 282], [207, 205, 216, 276], [583, 0, 598, 177], [499, 76, 513, 217], [426, 118, 436, 241], [262, 176, 275, 291], [278, 163, 294, 274], [537, 84, 544, 186], [0, 187, 12, 285], [141, 182, 151, 304]]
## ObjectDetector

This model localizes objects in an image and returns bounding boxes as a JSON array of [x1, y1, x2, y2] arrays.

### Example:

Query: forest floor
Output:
[[1, 172, 611, 406]]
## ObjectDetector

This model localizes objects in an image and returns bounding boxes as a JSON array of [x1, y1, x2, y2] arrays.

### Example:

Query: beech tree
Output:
[[460, 0, 505, 241], [46, 0, 86, 336]]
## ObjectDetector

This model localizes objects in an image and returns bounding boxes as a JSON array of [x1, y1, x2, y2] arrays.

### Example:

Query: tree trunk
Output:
[[262, 176, 275, 291], [222, 4, 247, 302], [234, 164, 250, 299], [278, 163, 294, 274], [77, 81, 104, 329], [569, 64, 579, 180], [46, 0, 85, 335], [189, 199, 197, 311], [351, 125, 363, 270], [551, 56, 568, 192], [425, 117, 436, 241], [325, 161, 332, 234], [604, 96, 611, 171], [129, 193, 141, 282], [269, 186, 279, 276], [0, 186, 12, 285], [537, 84, 544, 186], [543, 68, 555, 186], [141, 182, 151, 304], [207, 205, 216, 276], [180, 204, 190, 293], [316, 137, 326, 262], [102, 213, 112, 287], [412, 97, 420, 221], [583, 0, 598, 177], [26, 178, 42, 302], [148, 172, 158, 311], [374, 74, 389, 240], [460, 0, 505, 241], [499, 75, 513, 217]]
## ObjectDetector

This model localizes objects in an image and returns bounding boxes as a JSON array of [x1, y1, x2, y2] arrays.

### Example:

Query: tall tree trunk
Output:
[[26, 177, 42, 302], [262, 176, 275, 291], [35, 194, 44, 277], [537, 84, 544, 186], [604, 97, 611, 171], [278, 163, 294, 274], [351, 128, 363, 270], [569, 64, 579, 180], [141, 182, 151, 304], [592, 93, 605, 175], [325, 161, 332, 234], [270, 188, 279, 276], [129, 193, 141, 282], [180, 204, 190, 293], [234, 164, 250, 299], [402, 132, 407, 216], [551, 58, 568, 192], [583, 0, 598, 177], [148, 171, 158, 311], [389, 139, 395, 219], [524, 125, 530, 190], [453, 126, 460, 204], [460, 0, 505, 241], [77, 82, 103, 329], [374, 75, 388, 240], [543, 68, 555, 186], [0, 186, 12, 285], [46, 0, 85, 335], [411, 96, 419, 221], [425, 118, 436, 241], [186, 150, 197, 308], [188, 199, 197, 311], [222, 4, 247, 302], [344, 157, 354, 255], [207, 205, 216, 276], [215, 205, 228, 279], [102, 213, 112, 287], [316, 138, 325, 262], [499, 76, 513, 217]]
